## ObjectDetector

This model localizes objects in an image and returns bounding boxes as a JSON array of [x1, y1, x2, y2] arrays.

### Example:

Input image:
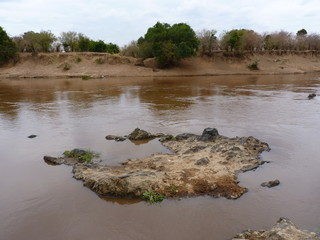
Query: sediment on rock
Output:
[[45, 128, 271, 201], [232, 218, 320, 240]]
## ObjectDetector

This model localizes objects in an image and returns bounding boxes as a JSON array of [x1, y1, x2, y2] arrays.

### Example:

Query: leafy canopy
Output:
[[138, 22, 199, 67], [0, 26, 18, 65]]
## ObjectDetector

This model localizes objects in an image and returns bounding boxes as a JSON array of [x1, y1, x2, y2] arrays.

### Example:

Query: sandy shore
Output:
[[1, 52, 320, 79]]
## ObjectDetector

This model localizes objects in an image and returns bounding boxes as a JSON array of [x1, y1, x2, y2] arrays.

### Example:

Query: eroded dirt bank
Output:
[[44, 128, 270, 200], [1, 51, 320, 79], [233, 218, 320, 240]]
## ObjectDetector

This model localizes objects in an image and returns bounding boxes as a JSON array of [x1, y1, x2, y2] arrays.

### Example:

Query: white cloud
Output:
[[0, 0, 320, 46]]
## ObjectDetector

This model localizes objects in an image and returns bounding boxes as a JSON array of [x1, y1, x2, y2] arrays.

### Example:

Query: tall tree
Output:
[[59, 31, 78, 52], [139, 22, 199, 67], [0, 26, 18, 65]]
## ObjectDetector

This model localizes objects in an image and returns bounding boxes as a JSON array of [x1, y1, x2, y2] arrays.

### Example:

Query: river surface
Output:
[[0, 75, 319, 240]]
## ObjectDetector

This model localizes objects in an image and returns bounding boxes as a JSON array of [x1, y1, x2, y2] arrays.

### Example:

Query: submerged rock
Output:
[[45, 128, 271, 201], [261, 179, 280, 188], [233, 218, 320, 240], [308, 93, 316, 99], [28, 134, 37, 138]]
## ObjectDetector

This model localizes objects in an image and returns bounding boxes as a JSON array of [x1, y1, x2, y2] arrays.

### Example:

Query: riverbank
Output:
[[1, 51, 320, 79]]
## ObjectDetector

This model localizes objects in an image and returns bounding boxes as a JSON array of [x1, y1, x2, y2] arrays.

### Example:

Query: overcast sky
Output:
[[0, 0, 319, 46]]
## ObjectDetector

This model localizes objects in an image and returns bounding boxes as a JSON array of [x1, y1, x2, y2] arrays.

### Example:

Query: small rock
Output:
[[308, 93, 316, 99], [195, 157, 210, 165], [261, 179, 280, 188], [28, 135, 37, 138], [105, 135, 126, 142], [199, 128, 219, 141]]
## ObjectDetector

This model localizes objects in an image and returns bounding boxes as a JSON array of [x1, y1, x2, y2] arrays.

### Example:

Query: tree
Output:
[[221, 29, 245, 50], [59, 31, 78, 52], [0, 26, 18, 65], [89, 40, 107, 52], [37, 31, 56, 52], [139, 22, 199, 67], [197, 29, 218, 56], [15, 30, 56, 53], [78, 33, 91, 52], [106, 43, 120, 54], [297, 29, 307, 36]]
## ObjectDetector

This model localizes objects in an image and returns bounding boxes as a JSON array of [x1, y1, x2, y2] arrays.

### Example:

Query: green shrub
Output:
[[81, 75, 91, 80], [63, 63, 71, 70], [247, 60, 259, 70], [75, 57, 82, 63], [95, 57, 104, 64], [142, 191, 165, 203], [63, 149, 100, 163]]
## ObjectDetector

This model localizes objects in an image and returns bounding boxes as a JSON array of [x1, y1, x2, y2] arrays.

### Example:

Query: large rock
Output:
[[46, 128, 271, 201], [127, 128, 155, 140], [233, 218, 320, 240]]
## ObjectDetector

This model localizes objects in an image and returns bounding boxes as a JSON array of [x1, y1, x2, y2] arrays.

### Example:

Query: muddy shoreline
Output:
[[44, 128, 270, 200]]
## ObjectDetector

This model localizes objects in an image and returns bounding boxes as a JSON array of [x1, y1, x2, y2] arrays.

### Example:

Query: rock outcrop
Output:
[[232, 218, 320, 240], [45, 128, 271, 200]]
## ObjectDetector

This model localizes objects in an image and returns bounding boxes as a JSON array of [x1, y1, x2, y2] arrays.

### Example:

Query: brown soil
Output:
[[1, 51, 320, 79]]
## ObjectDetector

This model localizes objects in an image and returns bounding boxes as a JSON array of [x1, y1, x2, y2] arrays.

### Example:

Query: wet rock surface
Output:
[[105, 135, 126, 142], [45, 128, 271, 200], [232, 218, 320, 240]]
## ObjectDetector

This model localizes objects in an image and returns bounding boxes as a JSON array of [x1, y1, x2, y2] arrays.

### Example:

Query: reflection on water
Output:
[[0, 75, 320, 240]]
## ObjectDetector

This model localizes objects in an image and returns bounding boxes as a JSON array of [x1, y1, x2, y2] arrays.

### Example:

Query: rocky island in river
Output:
[[44, 128, 270, 201]]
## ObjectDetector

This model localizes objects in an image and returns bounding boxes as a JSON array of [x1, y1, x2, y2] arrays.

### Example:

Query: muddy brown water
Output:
[[0, 75, 319, 240]]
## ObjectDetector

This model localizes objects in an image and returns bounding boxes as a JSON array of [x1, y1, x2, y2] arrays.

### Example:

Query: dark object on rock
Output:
[[308, 93, 316, 99], [195, 157, 210, 165], [28, 135, 37, 138], [128, 128, 155, 140], [105, 135, 126, 142], [261, 179, 280, 188], [199, 128, 219, 141], [233, 217, 320, 240]]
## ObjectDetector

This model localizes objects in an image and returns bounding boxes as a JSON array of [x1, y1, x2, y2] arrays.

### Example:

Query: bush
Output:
[[81, 75, 91, 80], [247, 60, 259, 70], [142, 191, 165, 203], [95, 57, 104, 64], [63, 149, 100, 163], [63, 63, 71, 70], [0, 26, 18, 65], [75, 57, 82, 63]]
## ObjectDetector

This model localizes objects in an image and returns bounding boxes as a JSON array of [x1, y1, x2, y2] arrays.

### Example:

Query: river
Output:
[[0, 75, 319, 240]]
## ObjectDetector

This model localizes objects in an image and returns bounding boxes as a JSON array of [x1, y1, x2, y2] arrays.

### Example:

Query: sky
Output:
[[0, 0, 319, 46]]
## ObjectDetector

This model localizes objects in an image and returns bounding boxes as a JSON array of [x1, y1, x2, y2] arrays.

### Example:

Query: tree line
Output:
[[12, 31, 120, 54], [2, 23, 320, 67]]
